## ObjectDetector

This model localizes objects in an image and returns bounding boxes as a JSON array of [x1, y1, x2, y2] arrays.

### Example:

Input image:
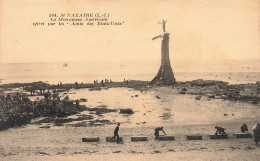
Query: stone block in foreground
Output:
[[106, 137, 123, 142], [82, 137, 99, 142], [157, 136, 175, 141], [131, 136, 148, 141], [233, 133, 252, 138], [209, 135, 228, 139], [186, 135, 203, 140]]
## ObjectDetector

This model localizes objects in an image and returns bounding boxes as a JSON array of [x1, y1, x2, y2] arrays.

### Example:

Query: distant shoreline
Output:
[[1, 71, 260, 86]]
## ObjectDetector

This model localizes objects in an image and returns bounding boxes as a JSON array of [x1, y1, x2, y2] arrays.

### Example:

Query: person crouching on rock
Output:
[[252, 123, 260, 146], [241, 124, 248, 132], [154, 127, 166, 140], [215, 126, 228, 136], [110, 123, 120, 143]]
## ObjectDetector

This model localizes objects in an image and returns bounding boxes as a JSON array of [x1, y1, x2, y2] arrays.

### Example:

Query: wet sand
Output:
[[1, 87, 260, 160], [1, 122, 259, 161], [6, 151, 259, 161]]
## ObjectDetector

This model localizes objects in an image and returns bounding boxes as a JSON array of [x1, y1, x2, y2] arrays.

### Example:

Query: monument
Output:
[[149, 20, 176, 85]]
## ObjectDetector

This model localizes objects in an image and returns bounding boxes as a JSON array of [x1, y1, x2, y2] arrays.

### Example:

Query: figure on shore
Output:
[[75, 82, 79, 89], [252, 123, 260, 145], [76, 99, 79, 109], [6, 93, 11, 101], [158, 20, 167, 32], [154, 127, 166, 140], [241, 124, 248, 132], [215, 126, 228, 136], [110, 123, 120, 143]]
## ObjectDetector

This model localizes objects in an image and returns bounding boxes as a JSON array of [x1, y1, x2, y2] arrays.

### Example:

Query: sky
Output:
[[0, 0, 259, 72]]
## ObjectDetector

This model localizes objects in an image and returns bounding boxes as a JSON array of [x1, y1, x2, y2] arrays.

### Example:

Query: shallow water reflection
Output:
[[64, 87, 260, 127]]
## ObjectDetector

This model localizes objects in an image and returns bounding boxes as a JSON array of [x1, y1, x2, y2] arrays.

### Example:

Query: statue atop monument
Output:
[[158, 20, 167, 32]]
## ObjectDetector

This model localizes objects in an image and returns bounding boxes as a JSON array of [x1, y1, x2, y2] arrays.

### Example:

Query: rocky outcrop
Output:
[[119, 108, 134, 114]]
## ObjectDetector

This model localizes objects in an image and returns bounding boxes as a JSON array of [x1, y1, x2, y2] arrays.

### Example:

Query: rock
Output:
[[131, 136, 148, 141], [57, 89, 67, 92], [195, 96, 201, 100], [189, 79, 228, 87], [69, 122, 87, 127], [179, 91, 186, 94], [182, 88, 187, 91], [155, 95, 161, 99], [82, 137, 99, 142], [209, 135, 228, 139], [233, 133, 252, 138], [80, 98, 87, 102], [252, 100, 258, 105], [190, 79, 205, 86], [54, 121, 63, 126], [112, 151, 121, 153], [157, 136, 175, 141], [39, 125, 50, 128], [153, 151, 161, 153], [106, 137, 123, 142], [208, 95, 215, 98], [119, 108, 134, 114], [88, 87, 101, 91], [186, 135, 203, 140], [87, 105, 117, 114]]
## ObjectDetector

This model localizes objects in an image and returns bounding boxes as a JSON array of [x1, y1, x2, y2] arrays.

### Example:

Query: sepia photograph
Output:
[[0, 0, 260, 160]]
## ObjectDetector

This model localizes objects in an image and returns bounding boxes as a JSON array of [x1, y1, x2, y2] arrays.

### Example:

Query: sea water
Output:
[[0, 62, 259, 84]]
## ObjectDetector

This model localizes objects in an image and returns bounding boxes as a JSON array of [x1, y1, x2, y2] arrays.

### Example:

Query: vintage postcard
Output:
[[0, 0, 260, 160]]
